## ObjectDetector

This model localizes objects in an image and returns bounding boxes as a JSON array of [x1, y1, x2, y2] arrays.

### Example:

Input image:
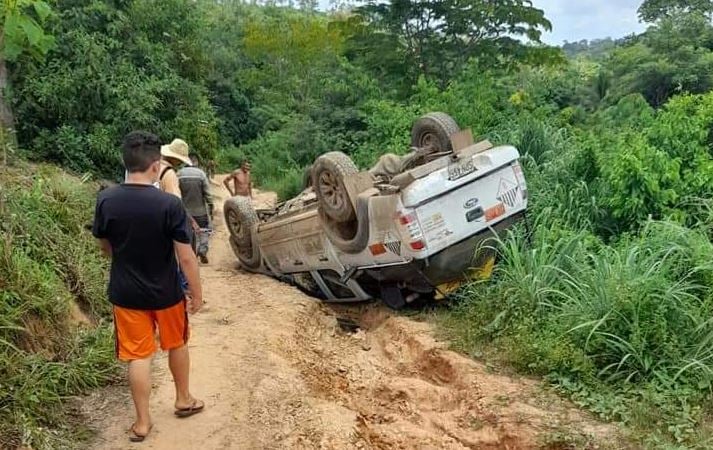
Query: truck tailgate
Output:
[[413, 163, 526, 254]]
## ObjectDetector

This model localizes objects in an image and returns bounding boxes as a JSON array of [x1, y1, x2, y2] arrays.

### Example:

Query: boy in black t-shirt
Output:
[[92, 131, 205, 442]]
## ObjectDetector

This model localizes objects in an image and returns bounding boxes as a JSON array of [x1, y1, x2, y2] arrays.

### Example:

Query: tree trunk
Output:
[[0, 56, 16, 166]]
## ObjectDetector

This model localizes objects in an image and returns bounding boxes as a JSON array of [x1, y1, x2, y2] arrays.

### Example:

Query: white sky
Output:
[[534, 0, 648, 45]]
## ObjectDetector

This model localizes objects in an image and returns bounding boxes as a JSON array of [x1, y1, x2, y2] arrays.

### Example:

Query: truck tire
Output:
[[224, 197, 261, 270], [311, 151, 358, 223], [321, 188, 377, 254], [410, 112, 460, 153]]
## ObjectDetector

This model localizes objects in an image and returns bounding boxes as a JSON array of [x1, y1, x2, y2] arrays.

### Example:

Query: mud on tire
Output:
[[224, 197, 261, 270], [311, 151, 358, 223], [320, 188, 377, 254], [410, 112, 460, 153]]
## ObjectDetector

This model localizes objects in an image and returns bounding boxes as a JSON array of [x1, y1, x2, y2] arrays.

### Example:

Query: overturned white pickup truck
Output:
[[224, 113, 528, 308]]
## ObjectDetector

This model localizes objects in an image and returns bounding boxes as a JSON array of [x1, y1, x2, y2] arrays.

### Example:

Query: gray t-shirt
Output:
[[177, 166, 213, 218]]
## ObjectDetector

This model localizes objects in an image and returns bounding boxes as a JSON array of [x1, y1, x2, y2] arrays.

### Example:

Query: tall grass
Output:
[[0, 163, 117, 449], [441, 212, 713, 445]]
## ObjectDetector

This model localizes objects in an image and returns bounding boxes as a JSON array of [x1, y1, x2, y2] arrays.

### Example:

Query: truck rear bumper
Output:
[[362, 212, 525, 291], [420, 212, 525, 286]]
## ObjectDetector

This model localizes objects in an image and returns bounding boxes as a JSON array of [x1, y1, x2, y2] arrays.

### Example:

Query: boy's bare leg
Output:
[[128, 356, 153, 434], [169, 345, 200, 409]]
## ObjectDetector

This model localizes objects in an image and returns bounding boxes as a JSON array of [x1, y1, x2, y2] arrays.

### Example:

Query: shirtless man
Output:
[[224, 160, 252, 198]]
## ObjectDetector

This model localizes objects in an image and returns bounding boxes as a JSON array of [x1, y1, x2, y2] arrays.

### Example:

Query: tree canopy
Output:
[[638, 0, 713, 22], [351, 0, 552, 87]]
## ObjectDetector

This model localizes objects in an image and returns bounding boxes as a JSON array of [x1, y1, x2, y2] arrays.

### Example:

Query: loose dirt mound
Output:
[[84, 178, 618, 449], [285, 305, 616, 449]]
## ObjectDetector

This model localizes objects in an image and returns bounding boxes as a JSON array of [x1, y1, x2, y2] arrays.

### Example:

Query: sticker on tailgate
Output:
[[496, 179, 521, 208], [421, 212, 453, 247]]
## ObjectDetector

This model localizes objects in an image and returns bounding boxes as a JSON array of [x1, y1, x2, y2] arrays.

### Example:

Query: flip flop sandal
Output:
[[129, 423, 153, 442], [174, 399, 205, 418]]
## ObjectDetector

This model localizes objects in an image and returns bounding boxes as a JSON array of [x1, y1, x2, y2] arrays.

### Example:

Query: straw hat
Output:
[[161, 138, 192, 165]]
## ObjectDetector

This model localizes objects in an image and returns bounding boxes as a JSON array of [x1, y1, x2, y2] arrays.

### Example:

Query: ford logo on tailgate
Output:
[[463, 198, 479, 209]]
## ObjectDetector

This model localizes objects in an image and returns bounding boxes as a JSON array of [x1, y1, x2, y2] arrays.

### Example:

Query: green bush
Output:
[[598, 132, 681, 230], [0, 164, 117, 449], [442, 213, 713, 445], [12, 0, 221, 179], [350, 99, 420, 168]]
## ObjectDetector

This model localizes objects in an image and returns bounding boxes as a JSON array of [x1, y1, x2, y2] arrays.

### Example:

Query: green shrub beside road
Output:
[[0, 163, 116, 449]]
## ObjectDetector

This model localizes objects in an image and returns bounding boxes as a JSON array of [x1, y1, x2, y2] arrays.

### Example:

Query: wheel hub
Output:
[[419, 132, 436, 149], [227, 210, 244, 240], [318, 171, 345, 210]]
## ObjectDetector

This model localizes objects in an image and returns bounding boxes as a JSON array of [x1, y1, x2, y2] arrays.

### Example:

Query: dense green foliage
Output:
[[0, 163, 116, 449], [351, 0, 553, 88], [6, 0, 713, 447], [0, 1, 54, 62], [562, 38, 618, 59], [12, 0, 219, 176], [638, 0, 713, 22]]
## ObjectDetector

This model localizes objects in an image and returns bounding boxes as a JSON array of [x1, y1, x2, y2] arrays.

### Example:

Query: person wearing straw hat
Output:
[[160, 138, 200, 292], [161, 139, 200, 222], [159, 139, 192, 198]]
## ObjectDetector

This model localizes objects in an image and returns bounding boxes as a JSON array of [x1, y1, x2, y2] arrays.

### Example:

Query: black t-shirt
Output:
[[92, 184, 191, 310]]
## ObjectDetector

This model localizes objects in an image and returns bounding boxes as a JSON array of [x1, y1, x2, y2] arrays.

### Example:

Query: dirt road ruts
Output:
[[84, 177, 618, 449]]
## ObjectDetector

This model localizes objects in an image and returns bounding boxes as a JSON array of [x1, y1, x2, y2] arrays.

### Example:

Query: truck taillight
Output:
[[410, 240, 426, 250], [399, 212, 416, 225], [397, 211, 426, 251]]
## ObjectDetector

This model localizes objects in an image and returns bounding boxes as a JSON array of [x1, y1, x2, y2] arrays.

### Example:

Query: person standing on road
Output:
[[179, 153, 214, 264], [205, 158, 216, 181], [160, 139, 192, 198], [223, 160, 253, 198], [159, 138, 200, 291], [93, 131, 205, 443]]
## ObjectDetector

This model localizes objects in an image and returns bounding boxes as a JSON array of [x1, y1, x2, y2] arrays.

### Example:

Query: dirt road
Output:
[[86, 179, 616, 449]]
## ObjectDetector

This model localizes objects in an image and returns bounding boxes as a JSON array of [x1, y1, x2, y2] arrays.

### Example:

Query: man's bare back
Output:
[[224, 164, 252, 197]]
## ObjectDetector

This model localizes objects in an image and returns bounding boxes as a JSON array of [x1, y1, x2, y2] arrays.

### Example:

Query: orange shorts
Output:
[[112, 300, 189, 361]]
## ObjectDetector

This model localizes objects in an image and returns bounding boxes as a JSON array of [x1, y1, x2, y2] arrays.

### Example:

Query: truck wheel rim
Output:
[[230, 236, 252, 259], [227, 210, 244, 240], [419, 132, 438, 150], [318, 171, 345, 211]]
